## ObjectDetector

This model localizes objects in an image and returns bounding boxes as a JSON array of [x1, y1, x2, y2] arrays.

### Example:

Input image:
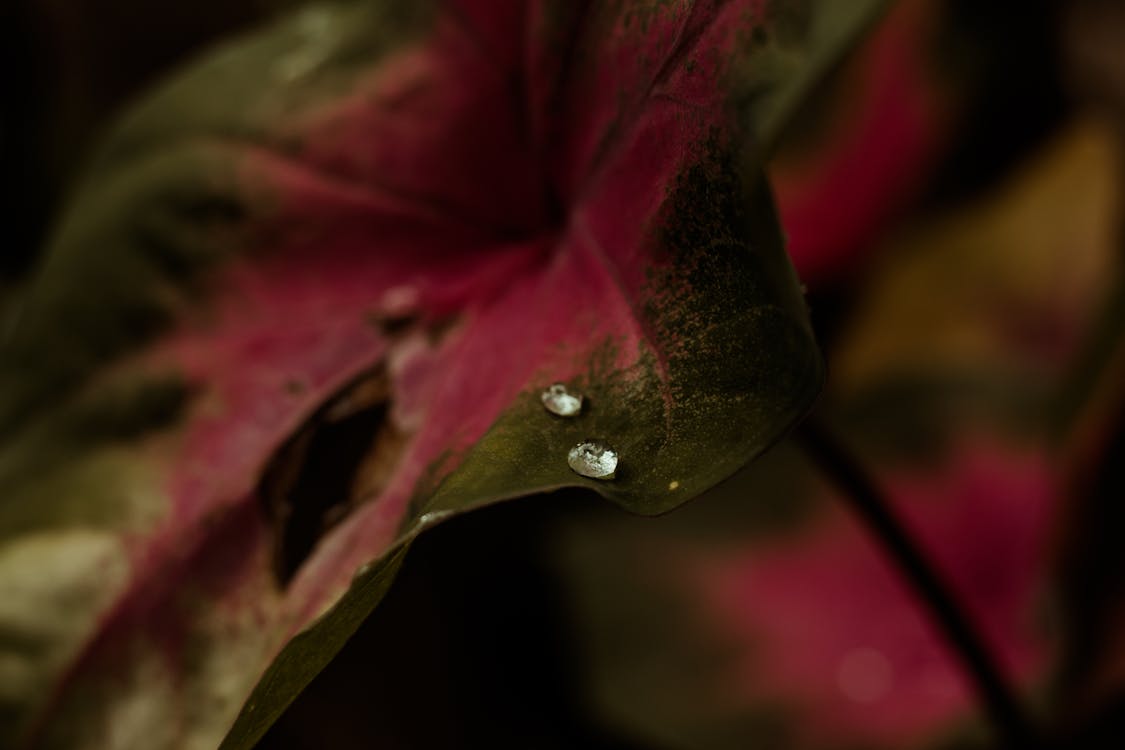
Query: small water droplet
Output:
[[568, 441, 618, 479], [541, 383, 583, 417], [419, 510, 453, 527]]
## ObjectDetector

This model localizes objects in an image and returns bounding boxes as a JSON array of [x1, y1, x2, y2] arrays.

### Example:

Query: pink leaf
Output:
[[0, 1, 880, 747]]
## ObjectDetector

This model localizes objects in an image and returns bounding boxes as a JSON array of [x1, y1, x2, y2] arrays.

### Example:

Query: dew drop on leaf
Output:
[[540, 383, 584, 417], [568, 441, 618, 479], [418, 510, 453, 527]]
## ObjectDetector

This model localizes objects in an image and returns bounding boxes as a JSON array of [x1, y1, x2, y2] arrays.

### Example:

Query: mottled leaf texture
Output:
[[0, 1, 883, 748]]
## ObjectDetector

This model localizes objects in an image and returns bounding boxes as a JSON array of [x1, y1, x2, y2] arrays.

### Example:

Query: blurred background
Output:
[[3, 0, 1124, 747]]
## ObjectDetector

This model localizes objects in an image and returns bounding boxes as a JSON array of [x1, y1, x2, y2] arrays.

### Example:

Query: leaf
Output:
[[0, 1, 886, 747], [770, 0, 950, 286], [544, 114, 1125, 748], [553, 432, 1056, 750], [833, 119, 1122, 394]]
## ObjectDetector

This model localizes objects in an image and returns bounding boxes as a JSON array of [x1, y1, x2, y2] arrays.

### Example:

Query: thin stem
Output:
[[796, 418, 1042, 750]]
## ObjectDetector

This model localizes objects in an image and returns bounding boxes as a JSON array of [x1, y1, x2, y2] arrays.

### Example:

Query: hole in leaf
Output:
[[259, 367, 408, 587], [372, 313, 417, 337]]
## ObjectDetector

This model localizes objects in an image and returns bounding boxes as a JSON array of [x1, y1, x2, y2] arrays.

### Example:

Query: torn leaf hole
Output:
[[258, 366, 408, 587], [367, 309, 458, 343], [367, 310, 418, 337]]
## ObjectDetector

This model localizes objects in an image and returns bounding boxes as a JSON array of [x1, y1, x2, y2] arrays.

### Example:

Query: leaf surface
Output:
[[546, 119, 1125, 749], [0, 1, 886, 747]]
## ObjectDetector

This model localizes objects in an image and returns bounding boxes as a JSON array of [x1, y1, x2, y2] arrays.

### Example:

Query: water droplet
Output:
[[568, 441, 618, 479], [541, 383, 583, 417], [419, 510, 453, 527]]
